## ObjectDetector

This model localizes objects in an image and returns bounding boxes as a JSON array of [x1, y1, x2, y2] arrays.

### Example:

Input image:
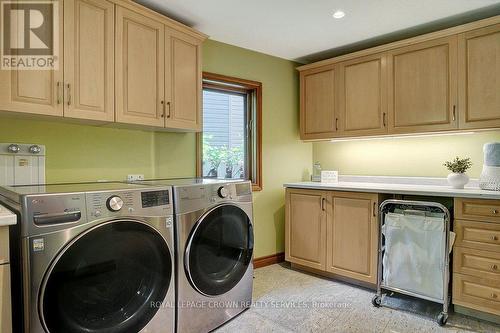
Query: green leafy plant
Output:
[[203, 134, 227, 177], [224, 147, 244, 178], [443, 157, 472, 174]]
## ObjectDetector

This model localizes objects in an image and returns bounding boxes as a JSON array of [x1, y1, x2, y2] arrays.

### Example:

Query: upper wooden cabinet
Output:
[[458, 24, 500, 130], [338, 53, 388, 136], [0, 0, 206, 132], [0, 0, 63, 117], [165, 30, 202, 131], [326, 192, 379, 284], [285, 188, 327, 270], [115, 6, 165, 127], [64, 0, 115, 121], [387, 36, 458, 134], [298, 16, 500, 139], [300, 65, 337, 140]]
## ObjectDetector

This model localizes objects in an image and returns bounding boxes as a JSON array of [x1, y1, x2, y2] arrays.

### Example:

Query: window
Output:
[[197, 72, 262, 191]]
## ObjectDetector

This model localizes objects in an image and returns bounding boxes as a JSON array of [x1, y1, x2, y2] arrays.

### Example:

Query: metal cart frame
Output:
[[372, 199, 451, 326]]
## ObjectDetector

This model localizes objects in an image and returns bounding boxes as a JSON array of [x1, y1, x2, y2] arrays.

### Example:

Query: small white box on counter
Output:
[[321, 171, 339, 183]]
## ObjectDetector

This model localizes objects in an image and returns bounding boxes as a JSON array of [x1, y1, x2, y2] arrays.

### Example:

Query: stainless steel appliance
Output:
[[0, 182, 175, 333], [137, 179, 254, 333]]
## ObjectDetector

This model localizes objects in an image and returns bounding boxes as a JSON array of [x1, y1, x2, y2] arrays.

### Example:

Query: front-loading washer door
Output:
[[40, 220, 172, 333], [185, 204, 254, 296]]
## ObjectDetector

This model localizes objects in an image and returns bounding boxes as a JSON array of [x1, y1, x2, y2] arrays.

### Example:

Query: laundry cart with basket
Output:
[[371, 199, 453, 326]]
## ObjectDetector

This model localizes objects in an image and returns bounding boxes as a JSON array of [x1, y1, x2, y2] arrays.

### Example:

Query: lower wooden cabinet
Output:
[[327, 192, 379, 284], [285, 188, 380, 285], [0, 264, 12, 333], [453, 273, 500, 316], [452, 198, 500, 317], [0, 227, 11, 333], [285, 189, 327, 270]]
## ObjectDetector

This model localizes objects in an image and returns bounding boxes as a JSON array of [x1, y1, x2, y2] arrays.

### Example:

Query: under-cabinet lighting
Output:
[[329, 131, 477, 143]]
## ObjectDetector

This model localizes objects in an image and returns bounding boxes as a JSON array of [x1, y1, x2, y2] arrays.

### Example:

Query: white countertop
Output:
[[0, 204, 16, 226], [284, 176, 500, 199]]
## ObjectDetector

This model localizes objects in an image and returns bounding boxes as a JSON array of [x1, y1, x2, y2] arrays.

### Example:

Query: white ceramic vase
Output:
[[447, 173, 469, 189]]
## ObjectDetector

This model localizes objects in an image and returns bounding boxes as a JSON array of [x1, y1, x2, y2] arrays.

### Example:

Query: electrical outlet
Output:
[[127, 174, 145, 182]]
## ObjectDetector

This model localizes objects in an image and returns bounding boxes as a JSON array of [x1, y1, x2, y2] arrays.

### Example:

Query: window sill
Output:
[[252, 184, 262, 192]]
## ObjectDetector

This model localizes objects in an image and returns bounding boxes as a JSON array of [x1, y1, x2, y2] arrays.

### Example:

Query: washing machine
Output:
[[137, 179, 254, 333], [0, 182, 176, 333]]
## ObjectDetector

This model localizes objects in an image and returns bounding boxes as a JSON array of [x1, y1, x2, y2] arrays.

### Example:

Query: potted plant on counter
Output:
[[444, 157, 472, 189]]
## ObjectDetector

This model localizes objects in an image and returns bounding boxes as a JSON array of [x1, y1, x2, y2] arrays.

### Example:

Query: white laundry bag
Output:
[[382, 212, 446, 300]]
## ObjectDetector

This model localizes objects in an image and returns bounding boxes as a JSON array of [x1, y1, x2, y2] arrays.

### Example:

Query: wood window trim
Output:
[[197, 72, 263, 192]]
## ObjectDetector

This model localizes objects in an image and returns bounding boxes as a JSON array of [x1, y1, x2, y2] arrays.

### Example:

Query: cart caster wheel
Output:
[[437, 312, 448, 326], [371, 295, 382, 307]]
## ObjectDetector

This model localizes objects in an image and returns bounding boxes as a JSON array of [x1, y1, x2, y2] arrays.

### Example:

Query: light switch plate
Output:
[[127, 174, 145, 182]]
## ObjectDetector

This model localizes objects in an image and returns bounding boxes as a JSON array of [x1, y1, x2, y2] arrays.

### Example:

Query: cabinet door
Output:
[[458, 24, 500, 130], [338, 53, 388, 136], [165, 29, 202, 131], [285, 189, 327, 270], [63, 0, 114, 121], [300, 65, 337, 140], [387, 36, 458, 134], [327, 192, 378, 284], [0, 0, 63, 117], [0, 265, 12, 333], [115, 6, 165, 127]]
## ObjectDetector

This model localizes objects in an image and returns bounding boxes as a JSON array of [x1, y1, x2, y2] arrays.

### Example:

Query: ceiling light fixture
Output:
[[332, 10, 345, 19]]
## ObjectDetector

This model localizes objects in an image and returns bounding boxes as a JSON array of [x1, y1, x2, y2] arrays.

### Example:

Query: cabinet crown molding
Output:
[[119, 0, 208, 41]]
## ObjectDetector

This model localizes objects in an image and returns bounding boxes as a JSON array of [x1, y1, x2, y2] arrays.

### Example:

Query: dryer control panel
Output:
[[174, 181, 252, 214]]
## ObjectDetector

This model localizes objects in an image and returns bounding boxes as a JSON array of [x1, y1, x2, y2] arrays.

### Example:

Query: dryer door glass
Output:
[[41, 220, 172, 333], [186, 204, 254, 296]]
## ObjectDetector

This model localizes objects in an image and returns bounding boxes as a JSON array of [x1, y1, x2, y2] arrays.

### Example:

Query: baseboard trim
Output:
[[290, 262, 376, 290], [253, 252, 285, 268]]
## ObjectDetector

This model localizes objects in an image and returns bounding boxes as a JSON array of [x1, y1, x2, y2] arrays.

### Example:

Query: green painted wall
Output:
[[0, 39, 311, 258], [313, 131, 500, 178], [0, 116, 196, 182], [203, 40, 312, 257]]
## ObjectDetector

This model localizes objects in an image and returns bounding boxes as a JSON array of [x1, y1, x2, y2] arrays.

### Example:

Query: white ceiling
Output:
[[137, 0, 500, 62]]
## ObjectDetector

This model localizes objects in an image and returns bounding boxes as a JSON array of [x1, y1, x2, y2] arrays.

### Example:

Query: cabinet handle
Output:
[[373, 202, 377, 217], [492, 235, 499, 241], [167, 102, 171, 118], [335, 118, 339, 131], [491, 264, 498, 271], [492, 209, 498, 214], [452, 105, 456, 121], [321, 197, 326, 211], [383, 112, 386, 127], [161, 100, 165, 118], [66, 83, 71, 106], [491, 293, 498, 299], [56, 81, 62, 104]]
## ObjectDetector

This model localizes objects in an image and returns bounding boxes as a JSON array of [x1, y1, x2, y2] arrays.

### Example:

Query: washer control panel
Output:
[[86, 188, 172, 219], [20, 186, 172, 237]]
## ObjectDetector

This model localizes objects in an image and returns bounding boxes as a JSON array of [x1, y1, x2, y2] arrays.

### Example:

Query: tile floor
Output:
[[215, 263, 500, 333]]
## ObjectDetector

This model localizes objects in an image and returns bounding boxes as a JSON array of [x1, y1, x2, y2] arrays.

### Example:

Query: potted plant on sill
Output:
[[203, 136, 226, 178], [444, 157, 472, 189]]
